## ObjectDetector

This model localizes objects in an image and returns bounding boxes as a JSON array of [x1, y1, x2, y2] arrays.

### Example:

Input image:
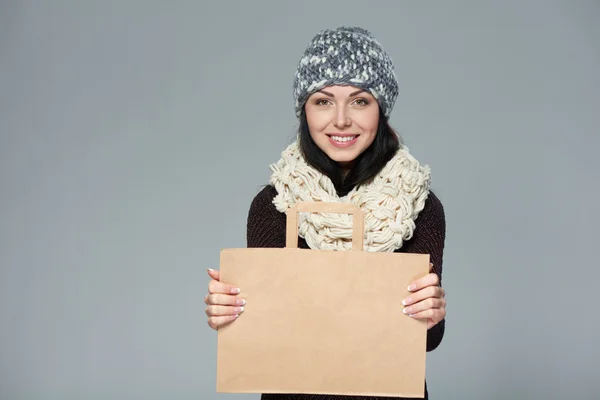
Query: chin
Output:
[[313, 136, 371, 164], [324, 148, 361, 164]]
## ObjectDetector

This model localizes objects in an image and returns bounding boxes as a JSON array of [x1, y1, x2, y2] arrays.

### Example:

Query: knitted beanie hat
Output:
[[293, 26, 399, 119]]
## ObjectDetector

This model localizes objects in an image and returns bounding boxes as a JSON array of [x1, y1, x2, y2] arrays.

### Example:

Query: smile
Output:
[[330, 135, 357, 142], [326, 134, 359, 148]]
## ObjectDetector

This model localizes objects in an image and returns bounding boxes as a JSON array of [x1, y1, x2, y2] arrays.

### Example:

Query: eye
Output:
[[353, 98, 369, 106], [315, 99, 331, 106]]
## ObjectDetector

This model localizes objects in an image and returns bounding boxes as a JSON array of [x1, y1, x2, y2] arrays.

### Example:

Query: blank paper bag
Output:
[[216, 202, 429, 398]]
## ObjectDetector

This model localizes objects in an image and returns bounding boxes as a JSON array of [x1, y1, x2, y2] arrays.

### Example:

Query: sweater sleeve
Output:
[[399, 190, 447, 352], [246, 185, 287, 249]]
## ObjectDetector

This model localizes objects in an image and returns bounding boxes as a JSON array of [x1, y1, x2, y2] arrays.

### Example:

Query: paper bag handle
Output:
[[285, 202, 365, 251]]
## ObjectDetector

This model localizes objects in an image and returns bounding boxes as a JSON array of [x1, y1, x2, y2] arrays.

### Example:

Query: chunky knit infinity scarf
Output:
[[269, 140, 431, 252]]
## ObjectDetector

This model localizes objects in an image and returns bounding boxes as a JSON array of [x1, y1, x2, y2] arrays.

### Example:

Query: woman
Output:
[[204, 26, 447, 400]]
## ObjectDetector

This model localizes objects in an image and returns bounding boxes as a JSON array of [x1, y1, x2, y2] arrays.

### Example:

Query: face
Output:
[[304, 85, 380, 170]]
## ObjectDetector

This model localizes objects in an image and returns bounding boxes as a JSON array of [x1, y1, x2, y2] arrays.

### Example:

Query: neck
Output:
[[338, 161, 353, 178]]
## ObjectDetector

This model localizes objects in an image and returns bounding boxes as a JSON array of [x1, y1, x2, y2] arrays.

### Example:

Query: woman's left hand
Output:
[[402, 268, 446, 330]]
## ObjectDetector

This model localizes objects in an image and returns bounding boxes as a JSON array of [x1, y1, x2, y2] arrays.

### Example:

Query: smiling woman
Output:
[[204, 26, 447, 400], [307, 86, 380, 163], [300, 85, 400, 196]]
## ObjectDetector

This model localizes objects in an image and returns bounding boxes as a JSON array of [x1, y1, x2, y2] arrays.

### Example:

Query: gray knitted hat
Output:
[[293, 26, 399, 119]]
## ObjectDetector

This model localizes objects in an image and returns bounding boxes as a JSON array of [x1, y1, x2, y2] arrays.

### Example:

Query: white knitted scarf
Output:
[[269, 140, 431, 252]]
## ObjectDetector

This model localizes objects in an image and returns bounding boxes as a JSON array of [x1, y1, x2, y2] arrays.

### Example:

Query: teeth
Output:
[[331, 136, 357, 142]]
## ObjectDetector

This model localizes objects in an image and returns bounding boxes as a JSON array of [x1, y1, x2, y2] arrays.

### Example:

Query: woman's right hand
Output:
[[204, 268, 246, 330]]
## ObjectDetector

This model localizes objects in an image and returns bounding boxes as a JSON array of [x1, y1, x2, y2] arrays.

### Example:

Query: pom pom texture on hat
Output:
[[293, 26, 399, 119]]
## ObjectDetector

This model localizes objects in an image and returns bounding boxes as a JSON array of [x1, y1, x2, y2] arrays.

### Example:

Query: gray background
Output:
[[1, 1, 599, 399]]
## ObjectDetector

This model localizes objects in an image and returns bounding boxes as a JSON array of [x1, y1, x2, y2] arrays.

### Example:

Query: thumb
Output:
[[207, 268, 220, 281]]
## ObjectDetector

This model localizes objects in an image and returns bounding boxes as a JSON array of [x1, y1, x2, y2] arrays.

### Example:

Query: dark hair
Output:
[[298, 107, 402, 197]]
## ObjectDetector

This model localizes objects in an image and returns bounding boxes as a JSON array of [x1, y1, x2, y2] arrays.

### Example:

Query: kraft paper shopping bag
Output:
[[217, 202, 429, 397]]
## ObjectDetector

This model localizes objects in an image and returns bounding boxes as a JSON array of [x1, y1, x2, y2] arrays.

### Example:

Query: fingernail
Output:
[[403, 307, 412, 314], [407, 284, 416, 291], [230, 288, 241, 294], [402, 297, 412, 306], [235, 306, 245, 313], [236, 298, 246, 306], [207, 268, 216, 272]]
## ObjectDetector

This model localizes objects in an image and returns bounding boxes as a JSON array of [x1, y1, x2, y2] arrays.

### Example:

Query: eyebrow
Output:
[[317, 89, 366, 97]]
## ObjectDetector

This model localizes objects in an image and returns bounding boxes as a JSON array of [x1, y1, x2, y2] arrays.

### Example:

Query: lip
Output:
[[326, 133, 359, 148]]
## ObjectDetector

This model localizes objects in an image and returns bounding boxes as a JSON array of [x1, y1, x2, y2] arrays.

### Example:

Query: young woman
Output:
[[204, 26, 447, 400]]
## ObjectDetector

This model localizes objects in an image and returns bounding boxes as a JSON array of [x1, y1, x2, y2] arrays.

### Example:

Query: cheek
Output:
[[306, 112, 329, 136], [357, 110, 380, 136]]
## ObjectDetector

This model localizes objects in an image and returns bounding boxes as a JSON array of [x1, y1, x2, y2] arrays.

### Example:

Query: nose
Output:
[[333, 106, 351, 128]]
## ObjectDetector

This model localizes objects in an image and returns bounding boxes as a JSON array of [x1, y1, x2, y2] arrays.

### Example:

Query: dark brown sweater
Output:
[[246, 185, 446, 400]]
